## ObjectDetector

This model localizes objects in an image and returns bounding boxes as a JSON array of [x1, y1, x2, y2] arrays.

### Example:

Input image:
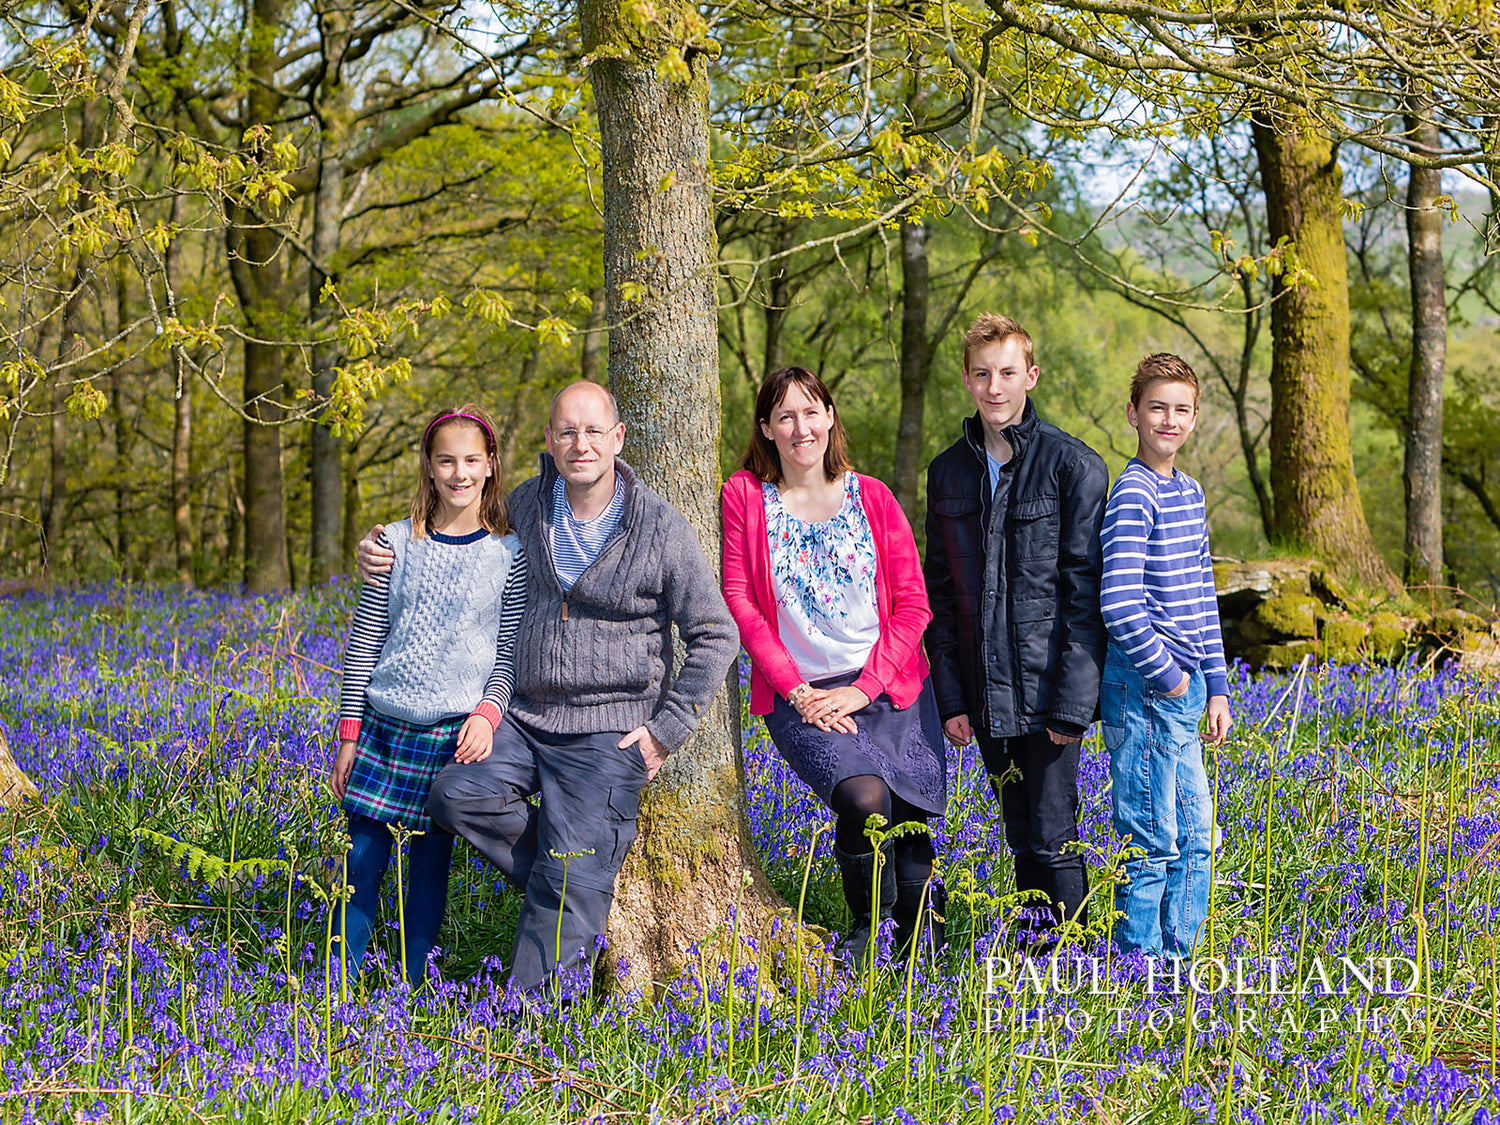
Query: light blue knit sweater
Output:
[[341, 519, 523, 727]]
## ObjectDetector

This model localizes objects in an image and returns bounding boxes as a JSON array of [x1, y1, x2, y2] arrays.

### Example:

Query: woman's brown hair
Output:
[[409, 402, 508, 538], [741, 366, 854, 484]]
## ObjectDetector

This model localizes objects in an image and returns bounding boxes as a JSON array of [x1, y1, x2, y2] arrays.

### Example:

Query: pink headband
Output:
[[423, 412, 494, 452]]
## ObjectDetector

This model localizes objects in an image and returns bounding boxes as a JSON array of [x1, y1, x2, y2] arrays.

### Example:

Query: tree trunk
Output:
[[1249, 116, 1397, 590], [579, 0, 783, 991], [43, 96, 103, 576], [1402, 92, 1446, 597], [43, 358, 68, 575], [892, 218, 930, 521], [111, 259, 133, 578], [341, 443, 363, 572], [228, 0, 291, 592], [167, 190, 194, 587], [580, 287, 606, 383], [308, 9, 350, 585], [762, 220, 797, 377], [0, 725, 38, 808], [229, 225, 292, 591], [1232, 287, 1275, 541], [498, 340, 540, 484]]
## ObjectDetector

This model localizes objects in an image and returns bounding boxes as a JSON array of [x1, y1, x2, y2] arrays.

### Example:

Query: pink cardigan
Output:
[[720, 469, 932, 716]]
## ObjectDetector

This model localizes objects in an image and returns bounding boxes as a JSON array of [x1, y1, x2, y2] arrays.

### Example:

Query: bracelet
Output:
[[787, 682, 812, 708]]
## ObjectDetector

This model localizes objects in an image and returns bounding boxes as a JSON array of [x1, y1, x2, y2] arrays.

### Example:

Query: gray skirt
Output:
[[763, 672, 948, 817]]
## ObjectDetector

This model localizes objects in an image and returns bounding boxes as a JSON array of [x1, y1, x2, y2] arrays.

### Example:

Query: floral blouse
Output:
[[763, 472, 881, 679]]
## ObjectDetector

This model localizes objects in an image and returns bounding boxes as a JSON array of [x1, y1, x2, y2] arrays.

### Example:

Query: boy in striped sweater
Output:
[[1099, 354, 1232, 959]]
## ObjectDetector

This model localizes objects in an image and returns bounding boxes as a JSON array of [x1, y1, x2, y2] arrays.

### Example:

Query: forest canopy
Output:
[[5, 0, 1500, 602]]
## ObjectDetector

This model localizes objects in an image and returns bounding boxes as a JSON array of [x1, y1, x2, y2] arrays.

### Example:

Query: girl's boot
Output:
[[834, 844, 895, 964]]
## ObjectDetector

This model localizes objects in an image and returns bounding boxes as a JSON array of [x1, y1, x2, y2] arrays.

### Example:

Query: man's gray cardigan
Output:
[[506, 454, 738, 754]]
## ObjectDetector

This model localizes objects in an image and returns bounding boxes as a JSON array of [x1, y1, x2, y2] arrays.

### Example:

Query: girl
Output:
[[330, 403, 527, 987]]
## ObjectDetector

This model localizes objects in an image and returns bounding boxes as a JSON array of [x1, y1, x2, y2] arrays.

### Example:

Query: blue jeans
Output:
[[1101, 644, 1213, 958], [334, 813, 454, 988]]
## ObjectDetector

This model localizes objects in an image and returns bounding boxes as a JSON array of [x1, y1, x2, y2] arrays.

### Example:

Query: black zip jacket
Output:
[[922, 403, 1109, 739]]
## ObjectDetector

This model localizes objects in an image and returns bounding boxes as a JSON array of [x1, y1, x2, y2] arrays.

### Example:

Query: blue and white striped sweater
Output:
[[1100, 459, 1229, 698]]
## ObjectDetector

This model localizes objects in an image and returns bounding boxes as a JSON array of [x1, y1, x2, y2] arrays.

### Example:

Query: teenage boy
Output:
[[1099, 353, 1232, 959], [924, 314, 1109, 940]]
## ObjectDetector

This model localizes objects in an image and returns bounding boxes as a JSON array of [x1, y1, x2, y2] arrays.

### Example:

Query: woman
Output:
[[722, 366, 947, 961]]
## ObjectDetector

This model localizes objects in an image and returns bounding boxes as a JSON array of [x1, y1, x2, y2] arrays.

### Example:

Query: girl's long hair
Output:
[[410, 403, 508, 538]]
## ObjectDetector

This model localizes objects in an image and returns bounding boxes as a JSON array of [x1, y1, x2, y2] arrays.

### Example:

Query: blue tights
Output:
[[333, 813, 454, 988]]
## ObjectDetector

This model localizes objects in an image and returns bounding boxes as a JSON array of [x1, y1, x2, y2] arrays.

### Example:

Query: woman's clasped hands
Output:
[[789, 682, 870, 734]]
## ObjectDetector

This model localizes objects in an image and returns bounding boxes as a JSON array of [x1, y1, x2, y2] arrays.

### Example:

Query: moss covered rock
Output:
[[1246, 640, 1318, 670], [1459, 629, 1491, 655], [1310, 567, 1353, 610], [1429, 607, 1486, 637], [1248, 594, 1320, 641], [1367, 612, 1407, 660], [1320, 616, 1369, 663]]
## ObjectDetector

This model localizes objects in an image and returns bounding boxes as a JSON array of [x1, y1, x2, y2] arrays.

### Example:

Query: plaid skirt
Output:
[[342, 709, 464, 833]]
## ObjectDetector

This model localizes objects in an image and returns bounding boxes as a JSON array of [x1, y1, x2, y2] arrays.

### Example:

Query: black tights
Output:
[[830, 774, 934, 884]]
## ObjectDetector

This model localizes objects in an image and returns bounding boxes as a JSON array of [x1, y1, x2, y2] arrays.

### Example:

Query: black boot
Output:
[[834, 844, 895, 965], [894, 878, 946, 960]]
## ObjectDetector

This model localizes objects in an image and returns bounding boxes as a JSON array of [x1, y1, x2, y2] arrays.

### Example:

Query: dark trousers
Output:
[[335, 812, 455, 987], [425, 715, 647, 994], [974, 730, 1089, 934]]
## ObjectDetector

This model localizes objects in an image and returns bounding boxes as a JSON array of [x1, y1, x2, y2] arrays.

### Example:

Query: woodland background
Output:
[[5, 0, 1500, 604]]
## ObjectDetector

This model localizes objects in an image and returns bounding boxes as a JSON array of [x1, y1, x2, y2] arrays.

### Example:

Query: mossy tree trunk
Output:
[[307, 8, 351, 587], [579, 287, 606, 383], [579, 0, 784, 991], [762, 219, 797, 379], [167, 187, 195, 587], [1402, 90, 1446, 597], [43, 97, 102, 576], [227, 0, 291, 593], [110, 259, 135, 577], [0, 726, 37, 808], [1249, 116, 1397, 590], [893, 218, 931, 522]]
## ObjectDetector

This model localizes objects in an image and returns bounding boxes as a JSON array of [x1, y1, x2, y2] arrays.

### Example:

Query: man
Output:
[[358, 380, 738, 995], [923, 314, 1109, 942]]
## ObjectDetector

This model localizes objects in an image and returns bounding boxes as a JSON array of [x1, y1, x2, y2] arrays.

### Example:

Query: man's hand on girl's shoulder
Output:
[[356, 524, 394, 579]]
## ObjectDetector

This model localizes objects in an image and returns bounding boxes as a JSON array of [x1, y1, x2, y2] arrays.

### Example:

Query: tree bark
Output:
[[1249, 116, 1397, 590], [341, 443, 363, 573], [167, 190, 194, 587], [579, 0, 782, 991], [892, 218, 930, 521], [580, 287, 606, 383], [111, 259, 133, 578], [762, 220, 797, 378], [43, 96, 103, 576], [43, 355, 68, 575], [1402, 91, 1446, 597], [308, 6, 350, 585], [227, 0, 291, 592], [229, 230, 292, 592], [1232, 281, 1275, 541], [0, 725, 38, 808]]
